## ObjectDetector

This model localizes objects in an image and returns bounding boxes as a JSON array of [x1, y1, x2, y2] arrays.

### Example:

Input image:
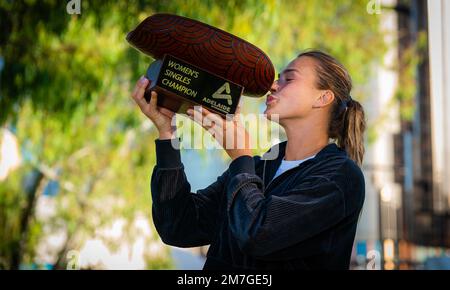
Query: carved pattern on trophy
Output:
[[126, 13, 275, 97]]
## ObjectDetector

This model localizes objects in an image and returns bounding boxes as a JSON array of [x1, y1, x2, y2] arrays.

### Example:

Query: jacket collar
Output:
[[261, 141, 346, 187]]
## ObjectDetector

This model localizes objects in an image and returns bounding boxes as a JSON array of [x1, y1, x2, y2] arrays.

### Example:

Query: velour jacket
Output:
[[151, 138, 365, 270]]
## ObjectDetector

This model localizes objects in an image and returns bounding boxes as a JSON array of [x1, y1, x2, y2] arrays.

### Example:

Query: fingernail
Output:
[[139, 76, 148, 85]]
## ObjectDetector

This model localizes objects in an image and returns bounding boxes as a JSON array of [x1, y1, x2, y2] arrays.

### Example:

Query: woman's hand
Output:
[[131, 76, 175, 139], [186, 106, 253, 160]]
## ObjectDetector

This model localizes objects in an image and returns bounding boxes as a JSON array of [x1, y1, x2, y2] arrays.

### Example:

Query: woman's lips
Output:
[[266, 95, 278, 105]]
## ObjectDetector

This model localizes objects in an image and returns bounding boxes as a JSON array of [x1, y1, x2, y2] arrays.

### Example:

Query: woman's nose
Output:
[[270, 80, 279, 93]]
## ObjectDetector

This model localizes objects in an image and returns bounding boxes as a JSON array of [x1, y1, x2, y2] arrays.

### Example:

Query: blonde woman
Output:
[[131, 50, 366, 270]]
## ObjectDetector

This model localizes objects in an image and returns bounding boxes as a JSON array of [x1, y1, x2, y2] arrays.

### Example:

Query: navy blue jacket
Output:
[[151, 139, 365, 270]]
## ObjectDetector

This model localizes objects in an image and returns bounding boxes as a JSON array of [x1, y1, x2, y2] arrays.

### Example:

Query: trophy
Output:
[[126, 13, 275, 118]]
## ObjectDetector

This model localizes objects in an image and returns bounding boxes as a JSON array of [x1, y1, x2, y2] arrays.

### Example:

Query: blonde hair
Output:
[[298, 50, 366, 166]]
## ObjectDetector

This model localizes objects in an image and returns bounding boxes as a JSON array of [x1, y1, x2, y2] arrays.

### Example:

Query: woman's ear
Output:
[[312, 90, 335, 108]]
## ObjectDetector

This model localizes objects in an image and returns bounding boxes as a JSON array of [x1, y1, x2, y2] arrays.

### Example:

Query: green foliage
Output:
[[0, 0, 386, 269]]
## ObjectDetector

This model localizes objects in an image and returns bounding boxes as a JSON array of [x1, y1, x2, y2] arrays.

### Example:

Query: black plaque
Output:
[[145, 54, 244, 118]]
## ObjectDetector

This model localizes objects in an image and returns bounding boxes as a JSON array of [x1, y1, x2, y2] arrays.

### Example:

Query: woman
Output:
[[131, 50, 366, 270]]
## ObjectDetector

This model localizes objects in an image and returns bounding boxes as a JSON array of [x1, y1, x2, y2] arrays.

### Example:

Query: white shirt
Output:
[[271, 155, 316, 181]]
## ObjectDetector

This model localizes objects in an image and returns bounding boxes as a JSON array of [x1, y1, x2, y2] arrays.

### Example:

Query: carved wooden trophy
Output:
[[127, 14, 275, 118]]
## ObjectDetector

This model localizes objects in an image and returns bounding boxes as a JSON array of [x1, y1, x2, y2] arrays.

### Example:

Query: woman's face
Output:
[[264, 56, 323, 122]]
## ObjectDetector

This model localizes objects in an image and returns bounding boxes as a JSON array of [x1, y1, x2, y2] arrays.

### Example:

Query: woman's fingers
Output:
[[159, 107, 175, 119], [131, 79, 142, 101], [132, 78, 170, 120], [147, 91, 158, 113], [198, 107, 223, 127], [131, 76, 150, 107], [187, 107, 204, 126], [187, 107, 223, 131], [132, 76, 149, 100], [185, 106, 250, 152], [130, 77, 177, 135], [234, 103, 242, 115]]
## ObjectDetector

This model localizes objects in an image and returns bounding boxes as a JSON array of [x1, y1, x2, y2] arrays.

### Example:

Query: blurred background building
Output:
[[353, 0, 450, 270]]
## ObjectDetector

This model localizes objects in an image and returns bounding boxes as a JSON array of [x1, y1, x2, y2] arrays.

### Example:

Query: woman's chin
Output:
[[264, 107, 280, 122]]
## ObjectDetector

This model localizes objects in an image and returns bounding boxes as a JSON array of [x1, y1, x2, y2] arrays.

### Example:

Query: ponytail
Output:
[[337, 98, 366, 165]]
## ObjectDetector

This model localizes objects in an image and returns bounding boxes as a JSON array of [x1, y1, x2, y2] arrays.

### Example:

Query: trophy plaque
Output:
[[126, 13, 275, 118]]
